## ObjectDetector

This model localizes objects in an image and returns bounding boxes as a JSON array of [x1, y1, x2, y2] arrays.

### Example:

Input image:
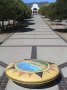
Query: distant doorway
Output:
[[31, 3, 39, 15], [33, 8, 38, 15]]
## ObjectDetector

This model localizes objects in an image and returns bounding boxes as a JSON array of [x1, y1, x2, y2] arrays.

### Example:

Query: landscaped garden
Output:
[[0, 0, 32, 33]]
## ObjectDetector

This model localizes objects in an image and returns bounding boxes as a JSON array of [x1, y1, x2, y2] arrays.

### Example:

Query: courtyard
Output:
[[0, 15, 67, 90]]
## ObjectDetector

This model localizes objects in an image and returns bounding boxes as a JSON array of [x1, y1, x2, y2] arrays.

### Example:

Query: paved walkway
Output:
[[0, 15, 67, 90]]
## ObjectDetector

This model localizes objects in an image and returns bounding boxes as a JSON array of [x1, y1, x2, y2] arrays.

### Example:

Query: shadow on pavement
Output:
[[0, 18, 35, 33], [13, 27, 35, 33], [14, 73, 62, 89], [53, 29, 67, 33]]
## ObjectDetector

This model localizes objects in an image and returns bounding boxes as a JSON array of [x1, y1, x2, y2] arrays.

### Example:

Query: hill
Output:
[[26, 2, 49, 7]]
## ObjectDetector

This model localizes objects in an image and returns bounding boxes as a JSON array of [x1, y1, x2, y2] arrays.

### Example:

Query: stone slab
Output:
[[0, 66, 5, 77], [35, 39, 66, 45], [61, 67, 67, 77], [1, 39, 67, 46], [14, 32, 55, 35], [1, 39, 34, 46], [0, 47, 31, 64], [10, 35, 34, 39], [9, 35, 60, 39], [34, 35, 60, 39], [29, 26, 51, 29], [34, 29, 52, 32], [29, 26, 52, 29], [37, 47, 67, 65]]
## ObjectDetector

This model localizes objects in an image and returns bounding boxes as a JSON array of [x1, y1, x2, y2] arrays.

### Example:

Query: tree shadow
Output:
[[0, 19, 35, 33], [54, 29, 67, 33], [13, 27, 35, 33], [14, 73, 62, 89], [26, 19, 34, 22], [21, 20, 35, 26]]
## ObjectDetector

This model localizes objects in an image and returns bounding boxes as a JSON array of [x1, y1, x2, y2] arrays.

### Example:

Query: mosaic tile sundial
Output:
[[6, 59, 59, 87]]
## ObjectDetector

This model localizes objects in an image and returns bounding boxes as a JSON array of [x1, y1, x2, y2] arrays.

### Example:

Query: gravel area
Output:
[[43, 17, 67, 41], [58, 32, 67, 41], [0, 33, 12, 44]]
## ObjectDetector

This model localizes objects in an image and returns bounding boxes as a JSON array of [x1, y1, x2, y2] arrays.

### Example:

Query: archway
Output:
[[33, 8, 38, 15], [31, 3, 39, 15]]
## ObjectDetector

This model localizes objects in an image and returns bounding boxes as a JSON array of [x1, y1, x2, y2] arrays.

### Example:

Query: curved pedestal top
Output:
[[6, 59, 59, 85]]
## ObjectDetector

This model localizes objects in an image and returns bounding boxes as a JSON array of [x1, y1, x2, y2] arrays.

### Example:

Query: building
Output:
[[31, 3, 39, 15]]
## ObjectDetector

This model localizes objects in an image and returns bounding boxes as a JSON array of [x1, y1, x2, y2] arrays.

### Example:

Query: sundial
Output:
[[6, 59, 59, 87]]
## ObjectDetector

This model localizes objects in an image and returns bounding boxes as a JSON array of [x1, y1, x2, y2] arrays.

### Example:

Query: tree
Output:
[[39, 5, 48, 16], [0, 0, 32, 30], [39, 0, 67, 21], [56, 0, 67, 20], [47, 3, 58, 21]]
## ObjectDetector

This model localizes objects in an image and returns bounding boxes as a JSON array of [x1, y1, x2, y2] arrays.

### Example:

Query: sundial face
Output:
[[15, 60, 49, 72]]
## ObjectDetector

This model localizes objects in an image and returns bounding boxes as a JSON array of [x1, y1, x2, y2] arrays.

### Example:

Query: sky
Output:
[[23, 0, 56, 3]]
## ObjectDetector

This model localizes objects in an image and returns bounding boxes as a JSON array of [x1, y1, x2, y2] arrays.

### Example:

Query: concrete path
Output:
[[0, 15, 67, 90]]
